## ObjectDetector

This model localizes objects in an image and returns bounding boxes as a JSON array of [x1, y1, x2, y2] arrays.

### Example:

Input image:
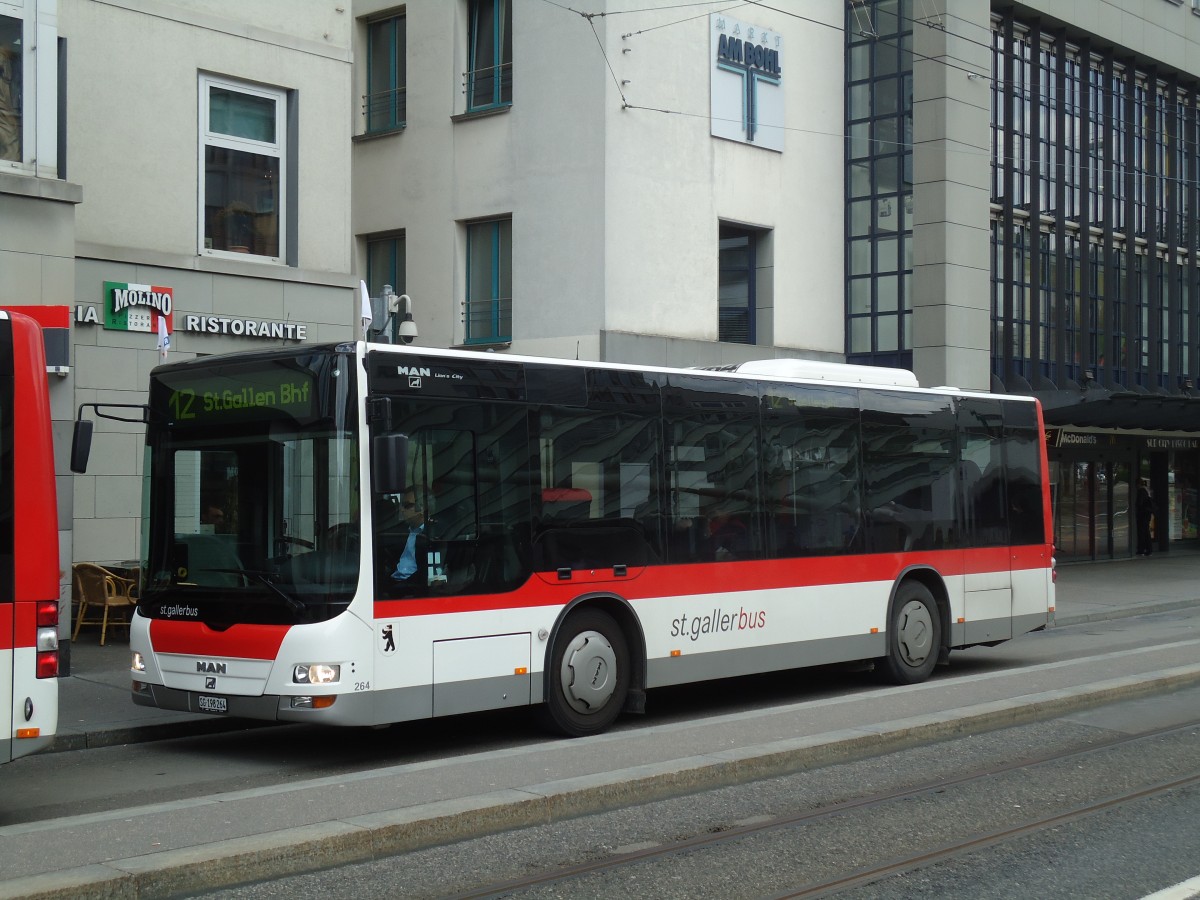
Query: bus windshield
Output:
[[140, 349, 360, 626]]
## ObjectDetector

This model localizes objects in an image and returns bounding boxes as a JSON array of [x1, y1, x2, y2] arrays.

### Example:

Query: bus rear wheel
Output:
[[541, 609, 629, 737], [876, 581, 941, 685]]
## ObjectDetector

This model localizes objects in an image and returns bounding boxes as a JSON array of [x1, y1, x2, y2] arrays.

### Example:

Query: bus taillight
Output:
[[36, 646, 59, 679], [37, 600, 59, 628], [36, 601, 60, 678]]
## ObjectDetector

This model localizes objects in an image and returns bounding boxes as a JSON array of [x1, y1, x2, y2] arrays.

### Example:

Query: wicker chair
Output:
[[71, 563, 136, 646]]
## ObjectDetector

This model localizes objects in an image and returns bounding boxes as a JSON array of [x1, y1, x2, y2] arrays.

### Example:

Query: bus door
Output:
[[958, 398, 1012, 644]]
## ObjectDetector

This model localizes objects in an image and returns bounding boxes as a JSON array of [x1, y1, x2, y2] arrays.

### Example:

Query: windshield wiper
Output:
[[195, 568, 306, 614]]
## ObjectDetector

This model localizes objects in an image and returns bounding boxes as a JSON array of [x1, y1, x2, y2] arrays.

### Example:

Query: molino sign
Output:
[[103, 281, 173, 334]]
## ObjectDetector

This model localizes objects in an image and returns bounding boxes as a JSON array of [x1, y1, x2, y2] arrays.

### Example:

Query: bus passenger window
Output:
[[762, 413, 861, 557]]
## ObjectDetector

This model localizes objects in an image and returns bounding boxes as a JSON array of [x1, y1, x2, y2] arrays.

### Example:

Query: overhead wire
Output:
[[529, 0, 1200, 192]]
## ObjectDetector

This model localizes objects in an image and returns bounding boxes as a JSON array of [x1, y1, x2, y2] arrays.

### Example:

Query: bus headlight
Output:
[[293, 664, 340, 685], [131, 652, 146, 673]]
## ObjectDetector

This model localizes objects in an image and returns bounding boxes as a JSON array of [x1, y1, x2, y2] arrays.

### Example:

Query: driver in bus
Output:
[[391, 489, 427, 582]]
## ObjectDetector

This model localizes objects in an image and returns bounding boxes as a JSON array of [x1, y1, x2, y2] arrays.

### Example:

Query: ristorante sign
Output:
[[710, 14, 784, 152], [76, 281, 307, 342]]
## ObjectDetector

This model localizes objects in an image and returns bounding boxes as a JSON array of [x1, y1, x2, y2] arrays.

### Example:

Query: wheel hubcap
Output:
[[896, 600, 933, 667], [560, 630, 617, 715]]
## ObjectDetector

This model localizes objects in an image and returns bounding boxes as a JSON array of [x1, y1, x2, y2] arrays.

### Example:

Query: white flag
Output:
[[157, 316, 170, 362], [359, 280, 373, 340]]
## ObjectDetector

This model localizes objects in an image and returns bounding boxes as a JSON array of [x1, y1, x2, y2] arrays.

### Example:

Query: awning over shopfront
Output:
[[994, 374, 1200, 432]]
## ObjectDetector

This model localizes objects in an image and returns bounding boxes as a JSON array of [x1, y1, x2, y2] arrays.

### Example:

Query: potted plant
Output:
[[215, 201, 255, 252]]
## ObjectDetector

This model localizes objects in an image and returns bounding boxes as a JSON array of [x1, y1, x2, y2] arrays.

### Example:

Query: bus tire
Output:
[[540, 609, 630, 737], [876, 580, 941, 685]]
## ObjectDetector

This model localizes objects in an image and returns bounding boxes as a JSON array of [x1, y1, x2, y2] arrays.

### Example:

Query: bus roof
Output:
[[153, 341, 1035, 404]]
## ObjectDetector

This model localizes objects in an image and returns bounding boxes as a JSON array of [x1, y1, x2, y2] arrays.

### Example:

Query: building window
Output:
[[200, 75, 286, 261], [466, 0, 512, 111], [465, 217, 512, 344], [0, 14, 22, 163], [844, 1, 913, 369], [366, 234, 405, 341], [719, 225, 757, 344], [366, 13, 405, 133]]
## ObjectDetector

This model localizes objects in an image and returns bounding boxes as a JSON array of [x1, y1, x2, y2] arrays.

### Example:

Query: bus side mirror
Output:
[[372, 433, 408, 495], [70, 419, 94, 474]]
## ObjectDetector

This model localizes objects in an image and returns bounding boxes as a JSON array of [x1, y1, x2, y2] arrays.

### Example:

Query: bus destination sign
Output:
[[162, 370, 315, 424]]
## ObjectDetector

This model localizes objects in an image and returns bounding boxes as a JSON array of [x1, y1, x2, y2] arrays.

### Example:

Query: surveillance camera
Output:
[[397, 316, 418, 345]]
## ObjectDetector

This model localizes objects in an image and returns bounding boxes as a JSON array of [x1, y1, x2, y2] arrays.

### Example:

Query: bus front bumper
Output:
[[132, 681, 377, 726]]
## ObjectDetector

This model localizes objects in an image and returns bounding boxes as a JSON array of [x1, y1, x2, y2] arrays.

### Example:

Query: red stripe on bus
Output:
[[373, 545, 1053, 619], [148, 620, 289, 658]]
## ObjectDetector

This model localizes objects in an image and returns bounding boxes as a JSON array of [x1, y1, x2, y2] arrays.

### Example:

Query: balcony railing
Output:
[[463, 62, 513, 111], [363, 87, 407, 133]]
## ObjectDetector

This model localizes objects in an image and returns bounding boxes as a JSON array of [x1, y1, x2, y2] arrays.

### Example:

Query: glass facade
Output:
[[990, 12, 1200, 392], [844, 0, 913, 369]]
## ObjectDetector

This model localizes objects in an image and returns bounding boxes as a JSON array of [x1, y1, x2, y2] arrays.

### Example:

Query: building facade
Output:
[[351, 0, 847, 366], [351, 0, 1200, 563], [8, 0, 1200, 664], [1, 0, 360, 664]]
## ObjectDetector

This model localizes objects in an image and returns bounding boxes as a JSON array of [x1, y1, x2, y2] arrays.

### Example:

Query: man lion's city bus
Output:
[[1, 310, 60, 763], [77, 343, 1053, 737]]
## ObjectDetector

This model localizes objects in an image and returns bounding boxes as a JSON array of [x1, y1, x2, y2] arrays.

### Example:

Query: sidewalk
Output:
[[53, 551, 1200, 753]]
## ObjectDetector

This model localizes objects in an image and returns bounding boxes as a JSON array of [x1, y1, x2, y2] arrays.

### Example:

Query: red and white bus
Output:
[[1, 310, 59, 763], [78, 343, 1053, 736]]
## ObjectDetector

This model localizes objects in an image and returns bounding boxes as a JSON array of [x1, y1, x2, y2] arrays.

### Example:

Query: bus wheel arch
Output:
[[876, 569, 948, 685], [539, 595, 645, 737]]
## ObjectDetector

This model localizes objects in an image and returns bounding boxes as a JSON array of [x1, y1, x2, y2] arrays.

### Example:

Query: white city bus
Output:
[[77, 342, 1053, 736]]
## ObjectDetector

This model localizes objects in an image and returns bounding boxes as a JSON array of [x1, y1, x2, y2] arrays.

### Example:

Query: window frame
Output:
[[366, 233, 406, 342], [466, 0, 512, 112], [365, 12, 406, 134], [0, 8, 25, 167], [0, 1, 55, 174], [198, 74, 287, 264], [464, 217, 512, 345], [718, 224, 757, 344]]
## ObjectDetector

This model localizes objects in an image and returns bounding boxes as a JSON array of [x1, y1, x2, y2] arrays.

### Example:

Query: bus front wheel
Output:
[[541, 609, 630, 737], [876, 581, 941, 685]]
